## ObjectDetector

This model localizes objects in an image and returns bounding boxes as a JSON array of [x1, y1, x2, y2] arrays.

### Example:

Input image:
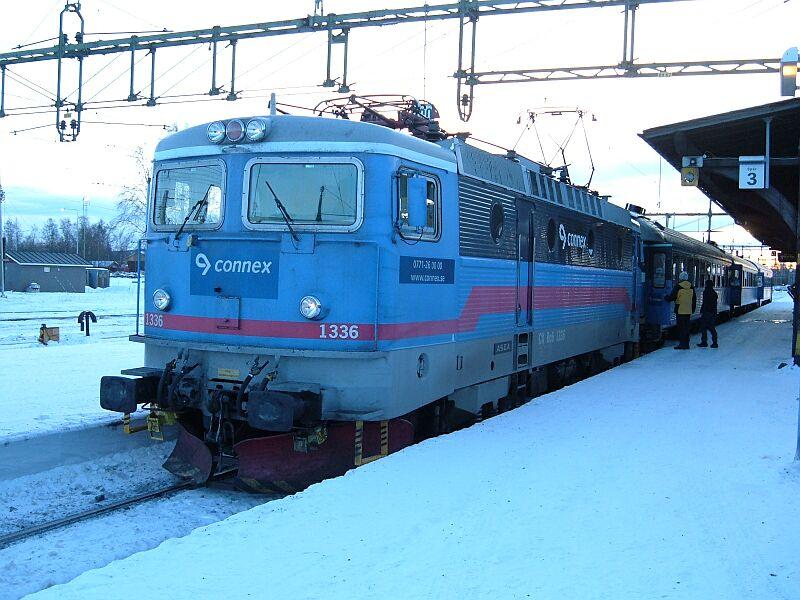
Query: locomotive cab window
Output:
[[397, 171, 440, 240], [153, 162, 224, 229], [246, 159, 361, 231]]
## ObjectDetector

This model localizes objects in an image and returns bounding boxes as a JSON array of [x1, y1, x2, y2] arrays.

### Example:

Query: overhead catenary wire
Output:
[[96, 0, 167, 31], [4, 69, 55, 101], [134, 44, 206, 98], [152, 46, 218, 99], [10, 123, 53, 135], [13, 0, 62, 50], [236, 35, 318, 83], [81, 120, 176, 128], [244, 36, 330, 88], [83, 52, 152, 104], [63, 53, 126, 103]]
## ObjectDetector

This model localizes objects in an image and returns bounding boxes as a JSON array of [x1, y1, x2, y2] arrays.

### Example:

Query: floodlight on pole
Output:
[[780, 47, 798, 97]]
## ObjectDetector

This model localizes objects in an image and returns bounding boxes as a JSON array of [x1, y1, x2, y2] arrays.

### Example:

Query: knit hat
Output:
[[679, 272, 689, 282]]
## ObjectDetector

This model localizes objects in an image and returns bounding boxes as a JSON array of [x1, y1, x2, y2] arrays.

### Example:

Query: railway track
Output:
[[0, 481, 194, 550]]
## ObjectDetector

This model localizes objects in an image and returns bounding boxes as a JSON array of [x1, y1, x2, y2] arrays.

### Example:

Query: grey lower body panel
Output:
[[140, 315, 637, 422]]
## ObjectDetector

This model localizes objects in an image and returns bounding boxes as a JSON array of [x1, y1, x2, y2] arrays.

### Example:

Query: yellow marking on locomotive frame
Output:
[[217, 367, 241, 380], [147, 411, 177, 441], [122, 413, 148, 434], [354, 420, 390, 466]]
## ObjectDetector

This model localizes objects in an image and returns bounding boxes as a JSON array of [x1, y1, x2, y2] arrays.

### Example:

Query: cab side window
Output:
[[397, 171, 440, 241]]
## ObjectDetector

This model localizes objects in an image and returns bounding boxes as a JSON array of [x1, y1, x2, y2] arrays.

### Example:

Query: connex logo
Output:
[[196, 253, 212, 276], [558, 224, 593, 256], [194, 252, 273, 276]]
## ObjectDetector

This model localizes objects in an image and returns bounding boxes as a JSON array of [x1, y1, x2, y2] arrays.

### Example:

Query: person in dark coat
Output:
[[697, 279, 718, 348], [665, 271, 696, 350]]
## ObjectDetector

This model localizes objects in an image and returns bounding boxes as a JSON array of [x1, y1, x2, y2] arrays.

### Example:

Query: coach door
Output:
[[515, 200, 535, 327], [729, 264, 743, 307]]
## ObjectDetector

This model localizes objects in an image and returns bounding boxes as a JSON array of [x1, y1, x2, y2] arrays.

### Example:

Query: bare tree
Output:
[[3, 218, 22, 251], [58, 218, 77, 253], [21, 224, 39, 250], [114, 146, 151, 238], [42, 218, 59, 251]]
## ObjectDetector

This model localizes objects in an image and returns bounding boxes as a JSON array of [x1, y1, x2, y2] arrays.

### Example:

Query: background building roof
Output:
[[5, 250, 92, 267]]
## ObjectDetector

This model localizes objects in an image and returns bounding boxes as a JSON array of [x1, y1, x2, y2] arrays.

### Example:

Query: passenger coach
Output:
[[633, 207, 771, 344]]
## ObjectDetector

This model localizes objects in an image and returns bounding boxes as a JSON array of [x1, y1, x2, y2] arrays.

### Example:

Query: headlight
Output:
[[299, 295, 322, 320], [207, 121, 225, 143], [153, 288, 171, 311], [225, 119, 245, 143], [245, 118, 269, 142]]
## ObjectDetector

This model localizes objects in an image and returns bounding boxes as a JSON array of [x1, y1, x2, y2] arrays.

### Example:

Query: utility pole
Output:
[[0, 178, 6, 298]]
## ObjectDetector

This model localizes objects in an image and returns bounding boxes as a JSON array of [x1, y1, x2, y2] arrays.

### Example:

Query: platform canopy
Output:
[[641, 98, 800, 262]]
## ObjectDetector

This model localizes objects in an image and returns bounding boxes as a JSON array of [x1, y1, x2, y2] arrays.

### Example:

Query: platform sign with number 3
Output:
[[738, 156, 766, 190]]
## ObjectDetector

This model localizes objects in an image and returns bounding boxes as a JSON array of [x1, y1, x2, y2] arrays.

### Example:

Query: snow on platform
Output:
[[0, 279, 143, 443], [35, 293, 800, 600]]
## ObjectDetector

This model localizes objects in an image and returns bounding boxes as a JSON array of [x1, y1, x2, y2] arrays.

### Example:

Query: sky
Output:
[[0, 0, 796, 260]]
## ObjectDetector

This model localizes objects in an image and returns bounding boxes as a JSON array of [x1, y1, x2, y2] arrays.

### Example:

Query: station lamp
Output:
[[780, 47, 798, 97], [681, 156, 703, 187]]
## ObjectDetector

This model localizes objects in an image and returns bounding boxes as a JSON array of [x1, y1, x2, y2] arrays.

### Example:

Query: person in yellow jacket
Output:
[[665, 271, 696, 349]]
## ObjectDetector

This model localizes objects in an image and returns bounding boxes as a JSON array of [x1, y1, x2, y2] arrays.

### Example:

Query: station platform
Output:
[[39, 292, 800, 600]]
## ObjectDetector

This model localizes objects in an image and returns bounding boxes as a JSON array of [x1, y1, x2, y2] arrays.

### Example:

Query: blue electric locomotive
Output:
[[100, 99, 643, 491]]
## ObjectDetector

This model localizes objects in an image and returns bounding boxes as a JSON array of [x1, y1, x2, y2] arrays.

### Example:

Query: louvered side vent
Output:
[[458, 177, 517, 259]]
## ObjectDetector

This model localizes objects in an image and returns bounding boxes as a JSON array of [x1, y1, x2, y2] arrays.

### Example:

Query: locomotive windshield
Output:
[[247, 162, 358, 226], [153, 163, 224, 228]]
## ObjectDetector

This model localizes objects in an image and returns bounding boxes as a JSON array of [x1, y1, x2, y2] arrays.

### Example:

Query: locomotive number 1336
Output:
[[319, 324, 360, 339]]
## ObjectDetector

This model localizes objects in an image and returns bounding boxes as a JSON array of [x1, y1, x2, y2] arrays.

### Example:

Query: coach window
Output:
[[397, 171, 440, 241], [153, 162, 224, 229], [653, 252, 666, 288]]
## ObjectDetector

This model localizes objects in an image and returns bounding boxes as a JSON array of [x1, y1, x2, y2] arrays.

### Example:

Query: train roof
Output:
[[731, 255, 761, 272], [633, 214, 731, 259], [156, 114, 635, 230], [154, 114, 457, 169], [633, 213, 770, 272]]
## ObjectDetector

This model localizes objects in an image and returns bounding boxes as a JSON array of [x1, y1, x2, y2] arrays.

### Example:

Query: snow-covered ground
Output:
[[0, 277, 143, 348], [35, 292, 800, 600], [0, 441, 266, 600], [0, 278, 268, 600], [0, 279, 144, 442]]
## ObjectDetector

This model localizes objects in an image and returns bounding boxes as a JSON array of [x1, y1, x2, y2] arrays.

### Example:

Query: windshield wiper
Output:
[[263, 178, 299, 242], [174, 185, 212, 241], [315, 185, 325, 223]]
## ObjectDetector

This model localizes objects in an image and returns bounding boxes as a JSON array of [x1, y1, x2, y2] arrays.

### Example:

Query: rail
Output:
[[0, 480, 194, 550]]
